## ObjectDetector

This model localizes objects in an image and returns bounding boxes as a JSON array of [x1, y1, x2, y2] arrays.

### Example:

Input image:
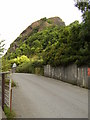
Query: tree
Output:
[[0, 40, 5, 56], [75, 0, 90, 66], [75, 0, 90, 19], [74, 0, 90, 37]]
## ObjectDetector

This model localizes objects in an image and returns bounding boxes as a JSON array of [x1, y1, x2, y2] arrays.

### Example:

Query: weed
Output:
[[5, 79, 16, 87], [4, 105, 16, 120]]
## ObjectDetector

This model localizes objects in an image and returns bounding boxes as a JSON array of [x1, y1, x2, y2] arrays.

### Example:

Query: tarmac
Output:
[[12, 73, 88, 118]]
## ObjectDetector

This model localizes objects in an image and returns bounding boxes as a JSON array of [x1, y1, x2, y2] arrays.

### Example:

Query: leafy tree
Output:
[[75, 0, 90, 42], [10, 55, 30, 66], [75, 0, 90, 66], [0, 40, 4, 56], [75, 0, 90, 21]]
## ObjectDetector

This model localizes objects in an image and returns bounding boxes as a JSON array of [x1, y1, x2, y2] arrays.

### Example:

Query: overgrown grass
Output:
[[5, 79, 16, 87], [4, 105, 16, 120]]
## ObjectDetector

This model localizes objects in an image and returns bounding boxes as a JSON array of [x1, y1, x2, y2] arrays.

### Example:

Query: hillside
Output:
[[21, 17, 65, 37], [5, 17, 65, 59], [2, 1, 90, 73], [3, 15, 90, 72]]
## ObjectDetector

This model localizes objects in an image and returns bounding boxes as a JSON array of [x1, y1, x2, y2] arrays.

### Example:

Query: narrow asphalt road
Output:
[[12, 73, 88, 118]]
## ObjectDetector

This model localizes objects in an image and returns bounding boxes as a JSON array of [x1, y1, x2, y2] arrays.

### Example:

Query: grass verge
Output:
[[4, 105, 16, 120], [5, 79, 16, 87]]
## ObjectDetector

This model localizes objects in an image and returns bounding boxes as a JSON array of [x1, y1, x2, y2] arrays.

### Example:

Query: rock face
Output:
[[20, 17, 65, 37], [5, 17, 65, 58]]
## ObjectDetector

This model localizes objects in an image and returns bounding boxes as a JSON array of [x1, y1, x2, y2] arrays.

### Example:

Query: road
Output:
[[12, 73, 88, 118]]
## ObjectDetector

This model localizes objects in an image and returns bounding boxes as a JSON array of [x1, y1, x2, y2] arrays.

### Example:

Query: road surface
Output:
[[12, 73, 88, 118]]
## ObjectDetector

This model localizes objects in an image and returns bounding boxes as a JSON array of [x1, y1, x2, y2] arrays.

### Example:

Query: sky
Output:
[[0, 0, 82, 53]]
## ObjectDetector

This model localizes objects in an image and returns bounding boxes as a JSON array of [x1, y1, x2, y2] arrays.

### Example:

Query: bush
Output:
[[47, 19, 52, 24], [16, 62, 35, 73], [10, 55, 30, 66], [16, 60, 44, 75], [4, 105, 16, 120]]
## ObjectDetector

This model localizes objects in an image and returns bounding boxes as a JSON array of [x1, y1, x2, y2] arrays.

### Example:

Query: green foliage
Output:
[[3, 11, 90, 71], [47, 19, 52, 24], [16, 60, 44, 75], [32, 26, 39, 34], [16, 62, 35, 73], [10, 55, 30, 66], [4, 105, 16, 120], [2, 55, 30, 71], [42, 20, 90, 67], [74, 0, 90, 48], [5, 79, 16, 87], [2, 57, 11, 71], [75, 0, 90, 22], [74, 0, 90, 66]]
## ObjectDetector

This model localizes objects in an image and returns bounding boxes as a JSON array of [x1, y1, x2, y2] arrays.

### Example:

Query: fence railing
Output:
[[0, 72, 12, 111]]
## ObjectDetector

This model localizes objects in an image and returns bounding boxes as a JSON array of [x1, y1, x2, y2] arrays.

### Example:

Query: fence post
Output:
[[10, 89, 12, 112], [2, 73, 5, 110], [9, 73, 12, 112]]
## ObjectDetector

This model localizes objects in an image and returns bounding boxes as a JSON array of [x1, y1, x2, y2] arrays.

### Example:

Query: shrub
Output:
[[4, 105, 16, 120], [16, 62, 35, 73], [10, 55, 30, 66], [16, 60, 44, 75]]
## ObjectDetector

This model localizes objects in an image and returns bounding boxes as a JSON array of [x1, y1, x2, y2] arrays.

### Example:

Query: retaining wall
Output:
[[44, 64, 89, 88]]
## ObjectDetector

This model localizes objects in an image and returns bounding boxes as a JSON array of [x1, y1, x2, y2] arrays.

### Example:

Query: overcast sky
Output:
[[0, 0, 82, 52]]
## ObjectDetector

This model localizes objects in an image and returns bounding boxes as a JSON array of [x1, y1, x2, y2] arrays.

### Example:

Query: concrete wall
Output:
[[44, 64, 89, 88]]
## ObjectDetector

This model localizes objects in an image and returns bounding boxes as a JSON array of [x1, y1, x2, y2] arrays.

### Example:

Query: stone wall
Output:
[[44, 64, 89, 88]]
